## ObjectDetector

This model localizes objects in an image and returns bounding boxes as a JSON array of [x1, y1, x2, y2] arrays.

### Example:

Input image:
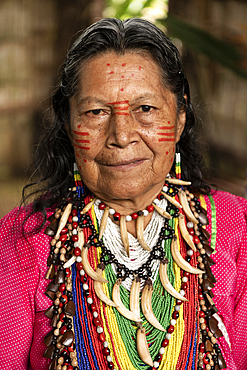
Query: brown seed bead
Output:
[[58, 357, 64, 364], [189, 193, 194, 199], [199, 277, 203, 283], [210, 360, 214, 366], [208, 354, 212, 360], [194, 212, 199, 219], [60, 255, 66, 262], [58, 308, 62, 314], [199, 318, 205, 324], [56, 342, 62, 349], [191, 206, 196, 212], [198, 360, 203, 367], [57, 292, 62, 298], [70, 352, 76, 359], [60, 248, 66, 254], [197, 243, 203, 250], [208, 331, 213, 337], [200, 300, 205, 306], [185, 190, 190, 195], [187, 197, 191, 202], [62, 366, 67, 370], [57, 365, 62, 370], [190, 201, 195, 206], [51, 239, 57, 246], [54, 248, 59, 254], [200, 249, 206, 255], [199, 263, 205, 269], [197, 256, 203, 263], [54, 328, 60, 336], [55, 211, 61, 219], [211, 336, 217, 344], [56, 241, 62, 249], [202, 305, 207, 311], [68, 224, 73, 231], [72, 359, 78, 366], [201, 323, 206, 330], [206, 365, 211, 370], [198, 353, 203, 360]]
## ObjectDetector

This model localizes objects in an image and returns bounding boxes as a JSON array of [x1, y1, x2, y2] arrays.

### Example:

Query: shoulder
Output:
[[0, 205, 54, 272]]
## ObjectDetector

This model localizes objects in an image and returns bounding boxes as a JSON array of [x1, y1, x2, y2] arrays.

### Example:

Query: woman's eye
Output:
[[140, 105, 153, 112], [89, 109, 102, 115]]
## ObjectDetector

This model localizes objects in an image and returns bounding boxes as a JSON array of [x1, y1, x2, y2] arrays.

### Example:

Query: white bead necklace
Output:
[[94, 197, 168, 291]]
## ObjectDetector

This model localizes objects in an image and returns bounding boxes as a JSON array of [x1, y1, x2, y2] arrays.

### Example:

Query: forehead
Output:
[[77, 51, 164, 86]]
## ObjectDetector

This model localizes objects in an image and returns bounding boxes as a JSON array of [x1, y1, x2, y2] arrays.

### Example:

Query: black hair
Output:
[[23, 17, 209, 221]]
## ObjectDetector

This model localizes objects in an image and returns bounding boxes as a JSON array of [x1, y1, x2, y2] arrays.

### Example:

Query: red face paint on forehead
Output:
[[83, 159, 87, 162], [122, 63, 126, 67], [107, 63, 110, 66], [120, 88, 124, 91], [109, 71, 114, 74], [76, 153, 79, 157], [139, 66, 142, 70], [77, 125, 81, 129], [121, 75, 125, 78]]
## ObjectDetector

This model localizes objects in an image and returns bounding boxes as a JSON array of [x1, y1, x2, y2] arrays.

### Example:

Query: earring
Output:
[[74, 163, 83, 189], [175, 146, 181, 180]]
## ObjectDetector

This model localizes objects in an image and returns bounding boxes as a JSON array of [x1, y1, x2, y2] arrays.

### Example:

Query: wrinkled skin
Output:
[[69, 52, 186, 234]]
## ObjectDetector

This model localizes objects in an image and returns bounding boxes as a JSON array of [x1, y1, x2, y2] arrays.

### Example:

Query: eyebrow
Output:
[[75, 93, 159, 107]]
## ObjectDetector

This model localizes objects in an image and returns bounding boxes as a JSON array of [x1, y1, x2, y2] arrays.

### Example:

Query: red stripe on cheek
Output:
[[157, 126, 175, 130], [157, 133, 175, 136], [74, 139, 90, 143], [158, 138, 175, 142], [72, 130, 89, 136], [74, 144, 90, 150]]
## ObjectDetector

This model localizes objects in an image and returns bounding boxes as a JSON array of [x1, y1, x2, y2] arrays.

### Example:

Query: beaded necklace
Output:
[[43, 177, 227, 370]]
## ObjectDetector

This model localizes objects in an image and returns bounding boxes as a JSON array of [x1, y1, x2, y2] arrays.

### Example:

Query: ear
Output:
[[175, 95, 187, 143]]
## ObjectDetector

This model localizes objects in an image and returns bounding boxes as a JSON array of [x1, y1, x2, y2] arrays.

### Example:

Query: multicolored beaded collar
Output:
[[43, 176, 227, 370]]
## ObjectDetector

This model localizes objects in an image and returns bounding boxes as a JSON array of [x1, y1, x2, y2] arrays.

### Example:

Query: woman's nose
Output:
[[106, 112, 140, 148]]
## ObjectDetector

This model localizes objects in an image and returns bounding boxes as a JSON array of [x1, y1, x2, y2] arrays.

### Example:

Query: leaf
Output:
[[160, 15, 247, 78]]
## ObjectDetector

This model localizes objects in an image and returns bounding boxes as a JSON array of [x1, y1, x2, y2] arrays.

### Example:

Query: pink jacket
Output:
[[0, 191, 247, 369]]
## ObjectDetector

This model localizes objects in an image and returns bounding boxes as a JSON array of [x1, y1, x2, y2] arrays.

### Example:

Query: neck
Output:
[[93, 182, 164, 237]]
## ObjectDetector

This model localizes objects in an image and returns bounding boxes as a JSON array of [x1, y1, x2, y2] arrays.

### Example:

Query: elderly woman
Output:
[[1, 18, 247, 370]]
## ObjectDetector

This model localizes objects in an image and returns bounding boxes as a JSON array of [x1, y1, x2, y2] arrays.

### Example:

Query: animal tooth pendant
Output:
[[112, 279, 142, 322], [165, 178, 191, 186], [161, 191, 182, 208], [178, 213, 196, 251], [159, 259, 188, 301], [64, 229, 84, 268], [99, 206, 109, 239], [136, 215, 151, 251], [136, 326, 153, 367], [141, 279, 166, 331], [171, 236, 204, 274], [152, 203, 172, 220], [94, 264, 117, 307], [55, 203, 73, 239], [82, 244, 108, 283], [130, 276, 141, 318], [178, 189, 198, 224], [81, 198, 96, 214], [120, 215, 130, 257]]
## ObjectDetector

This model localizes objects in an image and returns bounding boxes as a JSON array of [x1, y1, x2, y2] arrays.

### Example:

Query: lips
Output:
[[100, 158, 147, 167]]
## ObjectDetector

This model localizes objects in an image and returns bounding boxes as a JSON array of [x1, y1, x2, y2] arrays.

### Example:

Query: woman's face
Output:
[[69, 52, 185, 202]]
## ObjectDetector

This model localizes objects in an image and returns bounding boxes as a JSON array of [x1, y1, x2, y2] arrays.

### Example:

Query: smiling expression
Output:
[[69, 52, 185, 203]]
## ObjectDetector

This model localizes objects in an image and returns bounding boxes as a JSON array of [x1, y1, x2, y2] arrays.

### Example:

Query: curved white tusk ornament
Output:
[[136, 326, 153, 367], [94, 264, 117, 307], [81, 244, 108, 283], [171, 236, 204, 274], [159, 259, 188, 301], [166, 178, 191, 186], [81, 198, 96, 214], [178, 189, 198, 224], [141, 279, 166, 331], [178, 214, 196, 251], [136, 215, 151, 251], [99, 206, 109, 239], [130, 276, 141, 318], [112, 279, 142, 322], [152, 203, 172, 219], [55, 203, 73, 239], [120, 215, 130, 257], [161, 191, 182, 208]]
